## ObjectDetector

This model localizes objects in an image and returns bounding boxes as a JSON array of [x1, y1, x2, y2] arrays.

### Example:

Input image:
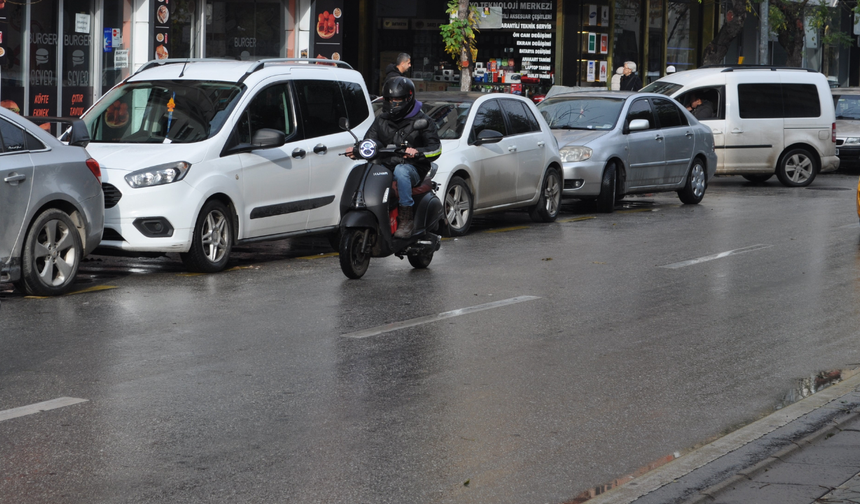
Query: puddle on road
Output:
[[562, 367, 858, 504]]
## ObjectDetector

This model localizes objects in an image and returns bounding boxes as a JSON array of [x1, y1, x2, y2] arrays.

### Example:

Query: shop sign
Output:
[[382, 18, 409, 30], [311, 0, 344, 61], [412, 19, 447, 30], [473, 1, 556, 81], [153, 1, 170, 61], [75, 14, 90, 34]]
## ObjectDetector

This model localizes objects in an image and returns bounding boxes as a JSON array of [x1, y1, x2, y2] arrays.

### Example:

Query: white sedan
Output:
[[419, 92, 563, 236]]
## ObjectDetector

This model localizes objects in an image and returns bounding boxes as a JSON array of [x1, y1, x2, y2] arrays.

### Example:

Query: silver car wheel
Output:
[[784, 153, 813, 184], [444, 176, 473, 236], [35, 217, 78, 287], [544, 170, 561, 215], [691, 163, 706, 198], [201, 209, 230, 263]]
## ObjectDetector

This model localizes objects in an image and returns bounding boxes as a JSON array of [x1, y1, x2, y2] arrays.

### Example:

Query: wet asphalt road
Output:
[[3, 173, 860, 504]]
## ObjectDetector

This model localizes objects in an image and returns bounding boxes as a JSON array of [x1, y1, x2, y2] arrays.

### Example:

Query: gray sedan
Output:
[[537, 91, 717, 212], [0, 110, 104, 295]]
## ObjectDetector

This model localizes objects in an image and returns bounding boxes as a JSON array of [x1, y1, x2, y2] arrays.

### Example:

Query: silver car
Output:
[[832, 87, 860, 170], [0, 110, 104, 295], [537, 91, 717, 212]]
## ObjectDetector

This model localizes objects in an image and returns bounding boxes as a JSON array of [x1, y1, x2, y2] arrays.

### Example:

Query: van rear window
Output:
[[738, 83, 820, 119]]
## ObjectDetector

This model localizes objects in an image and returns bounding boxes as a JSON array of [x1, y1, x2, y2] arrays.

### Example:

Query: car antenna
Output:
[[178, 58, 190, 78]]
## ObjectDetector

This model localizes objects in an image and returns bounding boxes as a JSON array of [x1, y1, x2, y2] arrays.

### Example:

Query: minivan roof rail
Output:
[[698, 64, 818, 73], [238, 58, 353, 83], [134, 58, 234, 76]]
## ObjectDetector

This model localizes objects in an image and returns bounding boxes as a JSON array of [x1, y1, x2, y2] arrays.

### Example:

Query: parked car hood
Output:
[[550, 129, 612, 146], [836, 119, 860, 138], [85, 143, 210, 172]]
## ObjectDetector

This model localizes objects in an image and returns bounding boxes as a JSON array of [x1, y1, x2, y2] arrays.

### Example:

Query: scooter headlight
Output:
[[358, 139, 377, 159]]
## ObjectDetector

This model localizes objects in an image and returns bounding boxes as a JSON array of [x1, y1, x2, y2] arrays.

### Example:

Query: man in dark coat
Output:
[[384, 53, 412, 83], [687, 92, 715, 120], [619, 61, 642, 91], [347, 77, 441, 238]]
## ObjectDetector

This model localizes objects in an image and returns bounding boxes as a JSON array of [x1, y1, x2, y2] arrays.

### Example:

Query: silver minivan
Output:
[[643, 66, 839, 187]]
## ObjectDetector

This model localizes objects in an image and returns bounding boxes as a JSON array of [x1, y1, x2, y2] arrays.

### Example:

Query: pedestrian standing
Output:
[[384, 53, 412, 83], [619, 61, 642, 91], [610, 67, 623, 91]]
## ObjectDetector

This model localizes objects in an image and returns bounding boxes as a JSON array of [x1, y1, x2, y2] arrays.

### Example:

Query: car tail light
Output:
[[86, 158, 101, 182], [833, 123, 837, 143]]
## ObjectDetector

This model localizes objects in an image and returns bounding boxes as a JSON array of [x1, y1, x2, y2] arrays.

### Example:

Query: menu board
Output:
[[310, 0, 344, 62], [153, 0, 170, 61], [474, 1, 556, 81], [29, 2, 58, 118], [63, 18, 92, 117]]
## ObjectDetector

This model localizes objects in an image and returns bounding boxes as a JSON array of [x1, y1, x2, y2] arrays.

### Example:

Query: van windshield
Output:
[[641, 81, 683, 96], [84, 81, 245, 143]]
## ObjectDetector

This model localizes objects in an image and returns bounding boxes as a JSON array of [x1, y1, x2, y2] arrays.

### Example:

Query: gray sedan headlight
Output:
[[843, 137, 860, 145], [125, 162, 191, 188], [559, 146, 593, 163]]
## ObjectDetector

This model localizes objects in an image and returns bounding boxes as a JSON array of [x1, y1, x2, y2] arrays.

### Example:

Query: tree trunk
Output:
[[701, 0, 748, 66], [774, 2, 806, 67], [458, 0, 472, 91]]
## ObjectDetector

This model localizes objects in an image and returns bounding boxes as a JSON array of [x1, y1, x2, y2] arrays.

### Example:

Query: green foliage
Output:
[[440, 0, 479, 69], [768, 0, 857, 48]]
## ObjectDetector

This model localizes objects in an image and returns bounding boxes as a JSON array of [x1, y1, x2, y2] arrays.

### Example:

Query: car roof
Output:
[[541, 90, 664, 102], [127, 58, 360, 86], [417, 91, 535, 105], [648, 65, 822, 88]]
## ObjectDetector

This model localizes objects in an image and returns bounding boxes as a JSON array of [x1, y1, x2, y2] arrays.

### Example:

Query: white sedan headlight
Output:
[[559, 146, 592, 162], [125, 162, 191, 188], [843, 137, 860, 145]]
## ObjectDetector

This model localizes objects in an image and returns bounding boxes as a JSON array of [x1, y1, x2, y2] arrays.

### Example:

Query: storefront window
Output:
[[153, 0, 197, 61], [614, 0, 641, 77], [102, 0, 133, 93], [205, 0, 283, 60], [667, 0, 693, 73], [0, 1, 26, 113], [647, 0, 664, 82], [29, 0, 59, 117], [62, 0, 94, 118]]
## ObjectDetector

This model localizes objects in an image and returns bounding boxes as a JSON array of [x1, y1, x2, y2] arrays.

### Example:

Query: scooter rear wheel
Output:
[[339, 228, 371, 279]]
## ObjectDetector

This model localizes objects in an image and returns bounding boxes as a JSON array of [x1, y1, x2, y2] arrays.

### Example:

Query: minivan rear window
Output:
[[738, 83, 820, 119]]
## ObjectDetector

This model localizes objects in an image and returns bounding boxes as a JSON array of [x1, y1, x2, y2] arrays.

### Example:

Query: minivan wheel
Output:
[[742, 174, 773, 183], [444, 176, 473, 237], [18, 209, 83, 296], [678, 159, 707, 204], [776, 148, 817, 187], [529, 166, 562, 222], [181, 200, 233, 273], [595, 162, 617, 213]]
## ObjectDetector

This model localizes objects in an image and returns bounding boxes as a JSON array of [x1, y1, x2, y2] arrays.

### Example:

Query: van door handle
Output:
[[313, 144, 327, 155], [292, 148, 306, 159], [731, 128, 743, 134], [655, 134, 664, 142], [508, 145, 517, 152], [537, 141, 546, 147], [4, 172, 26, 184], [686, 131, 694, 138], [712, 129, 723, 135]]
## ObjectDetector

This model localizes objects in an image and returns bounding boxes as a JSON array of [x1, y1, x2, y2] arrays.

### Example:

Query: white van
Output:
[[80, 59, 373, 272], [642, 66, 839, 187]]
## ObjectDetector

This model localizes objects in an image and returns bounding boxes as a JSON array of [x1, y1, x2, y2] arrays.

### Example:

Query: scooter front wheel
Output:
[[339, 228, 371, 279]]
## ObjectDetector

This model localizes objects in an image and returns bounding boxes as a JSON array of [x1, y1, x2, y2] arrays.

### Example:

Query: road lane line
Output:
[[660, 244, 772, 269], [0, 397, 88, 423], [484, 225, 530, 234], [559, 216, 596, 223], [342, 296, 541, 339]]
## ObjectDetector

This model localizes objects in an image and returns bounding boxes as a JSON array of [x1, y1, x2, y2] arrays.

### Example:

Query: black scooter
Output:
[[337, 117, 445, 279]]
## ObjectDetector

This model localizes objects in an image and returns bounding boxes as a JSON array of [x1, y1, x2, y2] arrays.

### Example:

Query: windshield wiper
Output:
[[553, 125, 595, 130]]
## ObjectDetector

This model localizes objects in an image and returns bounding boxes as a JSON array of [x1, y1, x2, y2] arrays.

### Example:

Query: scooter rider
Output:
[[347, 77, 441, 238]]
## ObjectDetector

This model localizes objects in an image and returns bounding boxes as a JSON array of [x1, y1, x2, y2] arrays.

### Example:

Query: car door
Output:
[[724, 79, 784, 173], [0, 117, 35, 264], [677, 86, 725, 172], [624, 98, 665, 188], [294, 79, 370, 230], [653, 97, 694, 185], [235, 82, 312, 238], [498, 98, 548, 201], [467, 98, 519, 208]]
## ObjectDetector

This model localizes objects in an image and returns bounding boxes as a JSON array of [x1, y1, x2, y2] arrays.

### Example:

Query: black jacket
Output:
[[691, 99, 715, 120], [384, 63, 405, 83], [364, 102, 442, 181], [620, 73, 642, 91]]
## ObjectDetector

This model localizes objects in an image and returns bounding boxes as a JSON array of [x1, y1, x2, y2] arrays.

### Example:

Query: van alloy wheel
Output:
[[181, 200, 233, 273], [776, 148, 817, 187]]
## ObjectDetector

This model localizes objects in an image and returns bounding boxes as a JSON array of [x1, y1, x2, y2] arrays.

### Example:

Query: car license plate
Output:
[[836, 148, 839, 155]]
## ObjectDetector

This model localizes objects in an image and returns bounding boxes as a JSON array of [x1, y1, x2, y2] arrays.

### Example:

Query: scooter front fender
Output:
[[340, 209, 378, 230]]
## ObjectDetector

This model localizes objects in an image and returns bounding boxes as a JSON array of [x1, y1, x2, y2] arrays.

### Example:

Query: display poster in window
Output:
[[587, 33, 596, 53], [63, 19, 93, 117], [587, 60, 596, 82], [599, 61, 607, 81], [601, 6, 610, 26], [0, 7, 6, 66], [588, 5, 598, 26], [600, 34, 608, 54], [311, 0, 344, 62], [29, 24, 57, 118], [153, 0, 170, 61]]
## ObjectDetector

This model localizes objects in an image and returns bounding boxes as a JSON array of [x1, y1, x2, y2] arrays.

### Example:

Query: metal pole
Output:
[[760, 0, 769, 65]]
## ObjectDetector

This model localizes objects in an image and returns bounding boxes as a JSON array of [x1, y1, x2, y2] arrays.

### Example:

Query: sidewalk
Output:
[[586, 371, 860, 504]]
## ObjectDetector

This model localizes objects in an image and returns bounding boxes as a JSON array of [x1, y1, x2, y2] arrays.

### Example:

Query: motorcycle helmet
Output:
[[382, 77, 416, 121]]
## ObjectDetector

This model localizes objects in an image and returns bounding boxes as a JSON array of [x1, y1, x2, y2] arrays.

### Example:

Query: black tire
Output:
[[776, 148, 817, 187], [742, 173, 773, 183], [339, 228, 371, 279], [443, 176, 473, 237], [18, 209, 83, 296], [327, 230, 341, 251], [180, 200, 233, 273], [595, 162, 617, 213], [678, 158, 707, 205], [408, 250, 434, 269], [529, 166, 562, 222]]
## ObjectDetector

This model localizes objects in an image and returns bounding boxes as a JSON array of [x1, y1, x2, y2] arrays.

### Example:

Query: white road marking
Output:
[[342, 296, 541, 339], [0, 397, 88, 423], [660, 244, 772, 269]]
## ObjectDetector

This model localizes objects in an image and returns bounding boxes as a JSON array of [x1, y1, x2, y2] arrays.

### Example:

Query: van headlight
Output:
[[125, 162, 191, 188], [559, 146, 592, 162], [843, 137, 860, 145]]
